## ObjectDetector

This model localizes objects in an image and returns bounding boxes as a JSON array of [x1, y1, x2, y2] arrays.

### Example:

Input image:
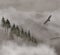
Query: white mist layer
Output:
[[0, 41, 57, 55]]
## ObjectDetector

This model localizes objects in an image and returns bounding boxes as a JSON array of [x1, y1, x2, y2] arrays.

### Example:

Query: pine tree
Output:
[[28, 30, 31, 37], [6, 19, 11, 32], [10, 24, 16, 39], [1, 17, 7, 32], [21, 27, 24, 34], [11, 24, 16, 34], [24, 31, 27, 37], [11, 24, 15, 30], [1, 17, 6, 27], [15, 26, 20, 36], [27, 30, 31, 41]]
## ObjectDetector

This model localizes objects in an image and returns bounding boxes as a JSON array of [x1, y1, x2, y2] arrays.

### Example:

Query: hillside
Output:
[[0, 7, 60, 55], [0, 8, 60, 45]]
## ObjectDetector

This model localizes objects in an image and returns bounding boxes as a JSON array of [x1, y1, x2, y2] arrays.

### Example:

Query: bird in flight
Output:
[[44, 15, 52, 24]]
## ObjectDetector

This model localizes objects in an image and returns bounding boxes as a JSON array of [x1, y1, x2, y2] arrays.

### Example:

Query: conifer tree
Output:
[[11, 24, 15, 30], [11, 24, 16, 34], [1, 17, 6, 27], [10, 24, 16, 39], [28, 30, 31, 37], [1, 17, 6, 32], [27, 30, 31, 41], [24, 31, 27, 37], [15, 26, 20, 36], [6, 19, 11, 32], [21, 27, 24, 34]]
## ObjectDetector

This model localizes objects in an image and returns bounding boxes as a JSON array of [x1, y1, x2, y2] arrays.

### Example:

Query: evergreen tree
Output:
[[1, 17, 6, 27], [24, 31, 27, 37], [16, 26, 20, 31], [15, 26, 20, 36], [6, 19, 11, 32], [1, 17, 7, 32], [11, 24, 16, 33], [10, 24, 16, 39], [11, 24, 15, 30], [27, 30, 31, 41], [21, 27, 24, 34], [10, 24, 20, 36], [28, 30, 31, 37]]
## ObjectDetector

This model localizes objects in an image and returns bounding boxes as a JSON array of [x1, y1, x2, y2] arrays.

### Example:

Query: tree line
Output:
[[1, 17, 38, 44]]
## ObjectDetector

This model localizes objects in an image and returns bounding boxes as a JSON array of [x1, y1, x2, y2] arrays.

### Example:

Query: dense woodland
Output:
[[1, 17, 39, 44]]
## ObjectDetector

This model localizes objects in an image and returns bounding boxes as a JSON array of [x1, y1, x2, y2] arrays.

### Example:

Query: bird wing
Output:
[[44, 15, 52, 24], [48, 15, 52, 21]]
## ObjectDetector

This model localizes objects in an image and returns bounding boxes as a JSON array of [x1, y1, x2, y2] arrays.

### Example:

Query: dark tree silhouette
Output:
[[21, 27, 24, 34], [1, 17, 6, 27], [11, 24, 15, 30], [10, 24, 20, 36], [1, 17, 7, 32], [6, 19, 11, 32], [15, 26, 20, 36], [28, 30, 31, 37], [10, 24, 16, 39], [24, 31, 28, 37], [11, 24, 16, 34]]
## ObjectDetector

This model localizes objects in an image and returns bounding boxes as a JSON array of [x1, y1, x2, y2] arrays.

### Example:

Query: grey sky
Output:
[[0, 0, 60, 12]]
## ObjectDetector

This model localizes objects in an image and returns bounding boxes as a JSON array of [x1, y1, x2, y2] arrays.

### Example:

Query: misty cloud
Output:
[[0, 41, 57, 55], [0, 0, 60, 12]]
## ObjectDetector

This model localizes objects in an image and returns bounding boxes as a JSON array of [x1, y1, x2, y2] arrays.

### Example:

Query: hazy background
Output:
[[0, 0, 60, 42], [0, 0, 60, 12], [0, 0, 60, 55]]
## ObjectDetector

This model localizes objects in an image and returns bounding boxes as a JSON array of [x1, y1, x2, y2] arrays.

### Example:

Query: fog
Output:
[[0, 41, 57, 55], [0, 0, 60, 12], [0, 7, 60, 55], [0, 0, 60, 55], [0, 7, 60, 40]]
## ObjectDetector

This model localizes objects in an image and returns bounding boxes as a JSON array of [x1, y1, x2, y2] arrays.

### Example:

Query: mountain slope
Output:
[[0, 8, 60, 45]]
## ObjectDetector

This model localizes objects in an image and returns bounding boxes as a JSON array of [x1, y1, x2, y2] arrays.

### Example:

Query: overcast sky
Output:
[[0, 0, 60, 12]]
